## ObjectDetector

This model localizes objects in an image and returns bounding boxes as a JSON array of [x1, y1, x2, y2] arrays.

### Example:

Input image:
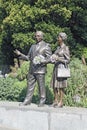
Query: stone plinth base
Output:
[[0, 101, 87, 130]]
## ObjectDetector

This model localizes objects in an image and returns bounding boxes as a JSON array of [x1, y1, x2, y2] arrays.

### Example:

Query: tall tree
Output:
[[0, 0, 87, 72]]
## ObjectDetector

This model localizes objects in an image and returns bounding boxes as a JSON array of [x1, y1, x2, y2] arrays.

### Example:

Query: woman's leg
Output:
[[51, 88, 58, 107], [58, 88, 64, 107]]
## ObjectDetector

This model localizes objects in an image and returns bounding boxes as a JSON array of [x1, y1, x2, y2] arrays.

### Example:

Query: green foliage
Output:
[[12, 32, 35, 53], [35, 22, 73, 52], [16, 61, 29, 80], [35, 22, 63, 43], [0, 58, 87, 107], [0, 77, 27, 101], [13, 79, 27, 101], [0, 0, 87, 107], [3, 4, 33, 32], [48, 5, 71, 26], [82, 47, 87, 58], [69, 0, 87, 46], [1, 0, 84, 67], [65, 58, 87, 107], [0, 61, 54, 104]]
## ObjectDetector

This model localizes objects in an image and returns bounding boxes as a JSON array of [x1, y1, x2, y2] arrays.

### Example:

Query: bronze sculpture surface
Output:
[[15, 31, 52, 107]]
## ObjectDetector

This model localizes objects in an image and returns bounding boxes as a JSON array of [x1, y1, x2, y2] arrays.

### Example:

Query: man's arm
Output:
[[14, 49, 29, 61], [42, 43, 52, 64]]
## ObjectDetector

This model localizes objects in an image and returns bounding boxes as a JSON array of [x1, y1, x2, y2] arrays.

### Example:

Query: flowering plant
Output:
[[33, 55, 46, 65]]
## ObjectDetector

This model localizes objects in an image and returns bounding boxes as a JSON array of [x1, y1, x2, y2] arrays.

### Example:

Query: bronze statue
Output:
[[15, 31, 52, 107], [50, 32, 70, 108]]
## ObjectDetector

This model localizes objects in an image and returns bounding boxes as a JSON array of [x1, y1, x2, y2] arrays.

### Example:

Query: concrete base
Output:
[[0, 125, 18, 130], [0, 101, 87, 130]]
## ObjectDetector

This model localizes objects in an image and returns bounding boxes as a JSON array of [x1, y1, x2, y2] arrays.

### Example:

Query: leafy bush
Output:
[[16, 61, 29, 80], [0, 58, 87, 108], [0, 62, 54, 104], [64, 58, 87, 107], [0, 77, 27, 102]]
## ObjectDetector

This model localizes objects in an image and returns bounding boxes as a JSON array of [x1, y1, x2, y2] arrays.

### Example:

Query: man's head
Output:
[[35, 31, 44, 42]]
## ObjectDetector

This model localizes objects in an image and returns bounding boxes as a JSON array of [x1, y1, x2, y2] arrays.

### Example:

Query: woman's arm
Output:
[[52, 46, 70, 64]]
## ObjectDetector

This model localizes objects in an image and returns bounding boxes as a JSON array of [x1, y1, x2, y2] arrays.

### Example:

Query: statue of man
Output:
[[15, 31, 52, 107]]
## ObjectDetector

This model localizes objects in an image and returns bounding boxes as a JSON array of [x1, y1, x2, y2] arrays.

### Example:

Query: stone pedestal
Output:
[[0, 101, 87, 130]]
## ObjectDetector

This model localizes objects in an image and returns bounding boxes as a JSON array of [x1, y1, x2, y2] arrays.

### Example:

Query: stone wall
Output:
[[0, 101, 87, 130]]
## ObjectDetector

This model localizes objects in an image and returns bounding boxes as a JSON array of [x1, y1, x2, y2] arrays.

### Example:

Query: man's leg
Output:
[[20, 73, 36, 106], [36, 74, 46, 106]]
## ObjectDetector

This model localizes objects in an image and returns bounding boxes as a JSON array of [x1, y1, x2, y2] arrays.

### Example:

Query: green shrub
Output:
[[13, 79, 27, 101], [0, 77, 27, 101], [16, 61, 29, 80], [0, 58, 87, 108], [64, 58, 87, 107]]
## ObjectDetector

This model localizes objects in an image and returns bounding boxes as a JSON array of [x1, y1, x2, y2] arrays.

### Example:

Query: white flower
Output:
[[33, 55, 45, 65], [50, 54, 58, 63]]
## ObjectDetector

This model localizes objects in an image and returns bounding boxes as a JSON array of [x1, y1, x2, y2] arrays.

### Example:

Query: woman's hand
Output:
[[14, 49, 21, 56]]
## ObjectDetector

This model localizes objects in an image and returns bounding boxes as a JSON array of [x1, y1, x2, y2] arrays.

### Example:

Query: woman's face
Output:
[[57, 36, 63, 45]]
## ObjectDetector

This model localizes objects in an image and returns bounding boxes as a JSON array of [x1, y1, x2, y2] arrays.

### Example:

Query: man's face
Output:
[[35, 33, 42, 42]]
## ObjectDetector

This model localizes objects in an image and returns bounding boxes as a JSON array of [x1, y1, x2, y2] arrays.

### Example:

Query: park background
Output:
[[0, 0, 87, 107]]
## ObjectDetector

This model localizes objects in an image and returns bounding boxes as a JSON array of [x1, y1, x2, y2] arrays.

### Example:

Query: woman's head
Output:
[[57, 32, 67, 45], [58, 32, 67, 41]]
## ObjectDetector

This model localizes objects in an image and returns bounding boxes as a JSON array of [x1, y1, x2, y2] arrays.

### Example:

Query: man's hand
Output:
[[14, 49, 21, 56]]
